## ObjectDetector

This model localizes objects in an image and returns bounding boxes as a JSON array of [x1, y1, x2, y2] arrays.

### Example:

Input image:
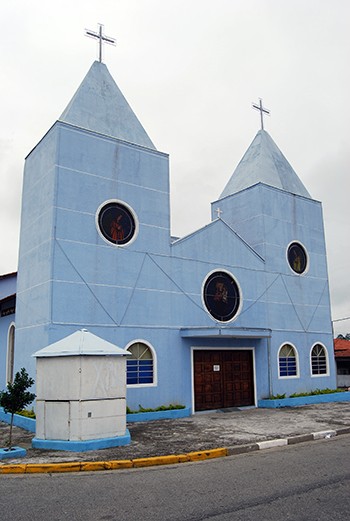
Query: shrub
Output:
[[269, 393, 286, 400], [0, 368, 35, 448], [17, 408, 36, 419], [127, 403, 186, 414]]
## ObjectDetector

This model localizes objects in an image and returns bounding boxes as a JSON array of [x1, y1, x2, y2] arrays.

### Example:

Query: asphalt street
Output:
[[1, 435, 349, 521]]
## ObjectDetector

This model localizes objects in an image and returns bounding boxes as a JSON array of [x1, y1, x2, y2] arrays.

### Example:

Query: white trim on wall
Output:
[[6, 322, 15, 384]]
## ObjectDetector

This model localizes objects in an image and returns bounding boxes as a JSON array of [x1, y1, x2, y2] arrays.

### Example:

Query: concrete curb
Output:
[[1, 429, 349, 474], [227, 428, 350, 456], [0, 447, 228, 474]]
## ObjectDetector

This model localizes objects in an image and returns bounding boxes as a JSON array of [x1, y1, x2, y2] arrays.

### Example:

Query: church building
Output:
[[0, 48, 336, 413]]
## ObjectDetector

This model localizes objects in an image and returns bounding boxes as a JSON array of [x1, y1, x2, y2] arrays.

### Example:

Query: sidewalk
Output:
[[1, 402, 350, 469]]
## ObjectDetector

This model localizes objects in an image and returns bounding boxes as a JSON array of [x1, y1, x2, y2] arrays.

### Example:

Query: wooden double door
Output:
[[194, 350, 254, 411]]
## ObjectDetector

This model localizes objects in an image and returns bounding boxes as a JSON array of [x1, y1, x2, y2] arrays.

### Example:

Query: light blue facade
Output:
[[0, 60, 336, 412]]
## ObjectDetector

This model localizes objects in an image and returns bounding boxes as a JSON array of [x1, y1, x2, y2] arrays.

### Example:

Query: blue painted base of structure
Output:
[[258, 391, 350, 408], [0, 408, 36, 432], [31, 430, 131, 452], [1, 407, 191, 431], [0, 446, 27, 460], [126, 407, 191, 422]]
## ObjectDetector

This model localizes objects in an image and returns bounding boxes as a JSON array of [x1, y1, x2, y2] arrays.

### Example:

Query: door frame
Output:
[[191, 346, 257, 413]]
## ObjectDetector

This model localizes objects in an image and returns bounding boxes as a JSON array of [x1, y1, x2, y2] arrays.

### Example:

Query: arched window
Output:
[[126, 341, 156, 386], [278, 343, 298, 378], [6, 323, 15, 384], [311, 344, 328, 376]]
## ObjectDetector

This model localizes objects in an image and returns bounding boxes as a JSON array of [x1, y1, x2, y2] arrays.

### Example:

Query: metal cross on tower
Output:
[[252, 98, 270, 130], [85, 23, 116, 63], [215, 207, 223, 219]]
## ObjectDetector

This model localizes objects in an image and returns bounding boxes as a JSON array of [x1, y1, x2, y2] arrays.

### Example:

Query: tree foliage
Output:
[[337, 334, 350, 340], [0, 368, 35, 448]]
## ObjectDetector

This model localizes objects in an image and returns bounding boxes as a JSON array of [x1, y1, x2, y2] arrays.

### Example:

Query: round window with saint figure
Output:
[[203, 270, 241, 322], [287, 242, 308, 274], [97, 200, 137, 246]]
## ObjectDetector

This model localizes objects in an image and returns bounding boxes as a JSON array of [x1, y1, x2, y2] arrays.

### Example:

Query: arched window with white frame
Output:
[[125, 340, 157, 387], [311, 343, 328, 376], [278, 343, 299, 378], [6, 323, 15, 384]]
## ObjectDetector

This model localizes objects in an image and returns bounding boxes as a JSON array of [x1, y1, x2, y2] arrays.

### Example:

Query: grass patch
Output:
[[268, 388, 344, 400], [16, 408, 36, 419], [269, 393, 286, 400], [15, 405, 187, 417], [127, 403, 186, 414], [289, 388, 343, 398]]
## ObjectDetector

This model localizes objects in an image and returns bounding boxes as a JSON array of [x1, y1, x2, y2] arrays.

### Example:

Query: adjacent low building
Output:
[[334, 337, 350, 388]]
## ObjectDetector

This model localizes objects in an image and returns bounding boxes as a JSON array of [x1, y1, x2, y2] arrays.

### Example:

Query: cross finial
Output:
[[85, 23, 116, 63], [252, 98, 270, 130], [215, 207, 223, 219]]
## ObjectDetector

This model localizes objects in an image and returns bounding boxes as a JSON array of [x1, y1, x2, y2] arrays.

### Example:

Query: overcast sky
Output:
[[1, 0, 349, 334]]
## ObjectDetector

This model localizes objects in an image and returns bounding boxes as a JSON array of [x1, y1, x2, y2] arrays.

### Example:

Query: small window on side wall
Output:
[[311, 344, 328, 375], [126, 342, 154, 386], [278, 343, 298, 378]]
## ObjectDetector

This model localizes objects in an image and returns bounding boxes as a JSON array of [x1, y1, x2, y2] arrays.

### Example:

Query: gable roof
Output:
[[32, 329, 128, 357], [219, 130, 311, 200], [171, 218, 264, 267], [59, 61, 156, 150]]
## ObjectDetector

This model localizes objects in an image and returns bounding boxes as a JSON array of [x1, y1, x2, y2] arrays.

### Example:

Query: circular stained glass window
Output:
[[97, 201, 136, 246], [287, 242, 308, 274], [203, 271, 241, 322]]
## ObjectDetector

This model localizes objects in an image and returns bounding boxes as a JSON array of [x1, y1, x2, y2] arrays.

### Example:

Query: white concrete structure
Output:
[[33, 329, 129, 442]]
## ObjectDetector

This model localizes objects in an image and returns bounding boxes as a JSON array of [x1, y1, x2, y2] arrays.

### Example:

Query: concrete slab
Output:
[[1, 401, 350, 465]]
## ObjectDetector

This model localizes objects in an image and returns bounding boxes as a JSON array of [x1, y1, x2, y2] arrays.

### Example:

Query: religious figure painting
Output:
[[98, 201, 136, 245], [110, 214, 125, 242], [287, 243, 307, 274], [203, 271, 240, 322]]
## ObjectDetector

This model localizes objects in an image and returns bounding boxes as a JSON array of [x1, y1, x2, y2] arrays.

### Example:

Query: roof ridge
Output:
[[58, 61, 156, 150], [219, 129, 311, 200]]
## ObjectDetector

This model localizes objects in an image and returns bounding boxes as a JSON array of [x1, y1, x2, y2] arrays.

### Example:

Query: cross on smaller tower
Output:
[[85, 23, 116, 63], [215, 207, 223, 219], [252, 98, 270, 130]]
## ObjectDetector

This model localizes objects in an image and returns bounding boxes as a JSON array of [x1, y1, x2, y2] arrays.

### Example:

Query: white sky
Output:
[[0, 0, 349, 335]]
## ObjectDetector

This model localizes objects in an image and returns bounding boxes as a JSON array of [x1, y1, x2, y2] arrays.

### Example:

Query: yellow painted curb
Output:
[[0, 464, 27, 474], [80, 460, 132, 471], [26, 462, 82, 474], [0, 448, 228, 475], [132, 454, 189, 468], [108, 460, 134, 470], [187, 448, 228, 461]]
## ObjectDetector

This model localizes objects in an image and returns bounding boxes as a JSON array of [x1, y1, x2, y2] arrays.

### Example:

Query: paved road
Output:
[[1, 436, 349, 521]]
